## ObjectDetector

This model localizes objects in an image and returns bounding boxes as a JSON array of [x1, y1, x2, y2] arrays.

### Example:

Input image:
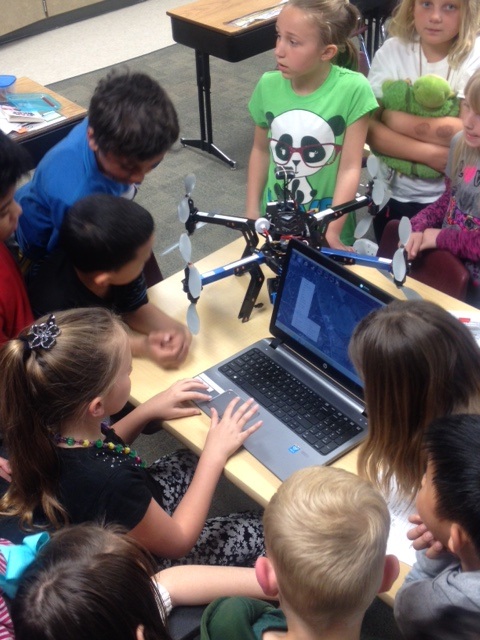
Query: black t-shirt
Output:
[[27, 249, 148, 319], [57, 428, 164, 531]]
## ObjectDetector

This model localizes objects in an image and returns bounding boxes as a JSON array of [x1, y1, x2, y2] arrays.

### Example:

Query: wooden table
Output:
[[8, 77, 87, 166], [130, 237, 476, 604]]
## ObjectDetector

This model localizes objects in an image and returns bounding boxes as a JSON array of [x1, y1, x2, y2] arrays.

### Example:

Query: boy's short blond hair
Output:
[[263, 466, 390, 628]]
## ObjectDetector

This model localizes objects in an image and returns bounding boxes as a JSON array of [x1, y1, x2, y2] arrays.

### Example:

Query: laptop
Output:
[[195, 239, 394, 481]]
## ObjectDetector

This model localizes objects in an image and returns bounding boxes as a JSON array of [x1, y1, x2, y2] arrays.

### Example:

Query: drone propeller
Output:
[[178, 231, 202, 335], [391, 216, 411, 284], [366, 155, 392, 211], [177, 174, 197, 223]]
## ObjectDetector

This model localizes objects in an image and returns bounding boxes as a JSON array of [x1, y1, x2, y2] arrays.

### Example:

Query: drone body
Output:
[[177, 169, 411, 333]]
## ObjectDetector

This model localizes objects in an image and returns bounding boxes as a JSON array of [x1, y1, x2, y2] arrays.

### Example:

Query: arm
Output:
[[381, 110, 462, 147], [437, 228, 480, 262], [128, 397, 262, 557], [406, 182, 452, 259], [124, 302, 192, 369], [245, 126, 270, 220], [326, 115, 370, 250], [113, 378, 212, 444], [367, 117, 449, 174], [155, 566, 271, 607], [394, 548, 458, 637]]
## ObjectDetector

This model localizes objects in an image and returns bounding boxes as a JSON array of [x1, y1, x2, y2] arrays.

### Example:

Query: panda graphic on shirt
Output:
[[266, 109, 346, 213]]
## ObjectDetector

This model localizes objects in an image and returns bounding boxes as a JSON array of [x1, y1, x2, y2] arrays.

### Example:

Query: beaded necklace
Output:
[[52, 424, 146, 468]]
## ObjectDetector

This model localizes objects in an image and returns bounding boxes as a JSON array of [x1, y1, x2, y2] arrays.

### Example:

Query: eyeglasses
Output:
[[269, 139, 342, 168]]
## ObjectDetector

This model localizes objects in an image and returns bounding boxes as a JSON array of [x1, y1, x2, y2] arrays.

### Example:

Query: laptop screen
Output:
[[270, 240, 394, 395]]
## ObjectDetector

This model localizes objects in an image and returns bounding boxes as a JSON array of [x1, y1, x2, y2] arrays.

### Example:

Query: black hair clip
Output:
[[24, 314, 61, 351]]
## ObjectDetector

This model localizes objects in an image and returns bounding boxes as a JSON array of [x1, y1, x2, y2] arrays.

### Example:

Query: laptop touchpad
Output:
[[197, 389, 261, 430]]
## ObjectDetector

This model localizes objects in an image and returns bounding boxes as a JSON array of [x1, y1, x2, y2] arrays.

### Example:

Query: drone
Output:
[[176, 165, 412, 334]]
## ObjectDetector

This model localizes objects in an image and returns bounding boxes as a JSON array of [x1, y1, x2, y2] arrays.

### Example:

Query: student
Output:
[[0, 308, 265, 566], [10, 524, 172, 640], [28, 193, 191, 368], [15, 69, 178, 262], [245, 0, 378, 249], [348, 299, 480, 504], [394, 413, 480, 637], [199, 465, 399, 640], [0, 132, 33, 344], [367, 0, 480, 242], [405, 68, 480, 308], [5, 524, 273, 640]]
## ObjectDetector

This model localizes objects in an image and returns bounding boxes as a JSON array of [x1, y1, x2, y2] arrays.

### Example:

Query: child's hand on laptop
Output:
[[204, 397, 262, 463]]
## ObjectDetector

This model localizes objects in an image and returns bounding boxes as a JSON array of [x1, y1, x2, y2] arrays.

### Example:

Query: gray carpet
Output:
[[48, 48, 400, 638]]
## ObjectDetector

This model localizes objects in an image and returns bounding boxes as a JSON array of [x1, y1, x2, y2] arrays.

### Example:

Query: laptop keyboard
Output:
[[219, 348, 364, 456]]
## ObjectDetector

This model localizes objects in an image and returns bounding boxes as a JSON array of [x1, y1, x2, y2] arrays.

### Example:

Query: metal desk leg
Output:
[[181, 50, 237, 169]]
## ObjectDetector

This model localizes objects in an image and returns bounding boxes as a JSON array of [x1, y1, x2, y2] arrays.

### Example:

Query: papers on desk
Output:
[[226, 0, 288, 27], [387, 496, 416, 567], [449, 310, 480, 346], [0, 104, 65, 135]]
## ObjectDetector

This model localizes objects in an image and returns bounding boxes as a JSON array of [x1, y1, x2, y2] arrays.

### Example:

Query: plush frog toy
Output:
[[376, 74, 459, 179]]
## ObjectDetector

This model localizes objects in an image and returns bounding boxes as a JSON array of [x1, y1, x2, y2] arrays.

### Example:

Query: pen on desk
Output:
[[42, 95, 55, 108]]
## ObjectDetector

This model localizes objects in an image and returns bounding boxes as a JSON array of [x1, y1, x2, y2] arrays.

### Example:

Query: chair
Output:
[[377, 219, 470, 301], [168, 605, 205, 640]]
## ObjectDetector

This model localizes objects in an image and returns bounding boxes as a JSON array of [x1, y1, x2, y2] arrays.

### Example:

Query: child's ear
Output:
[[321, 44, 338, 62], [87, 126, 99, 152], [92, 271, 113, 287], [448, 523, 470, 555], [136, 625, 145, 640], [378, 554, 400, 594], [88, 396, 107, 419], [255, 556, 279, 598]]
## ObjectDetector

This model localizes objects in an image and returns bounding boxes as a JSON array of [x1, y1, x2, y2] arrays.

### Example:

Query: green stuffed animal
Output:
[[375, 74, 459, 179]]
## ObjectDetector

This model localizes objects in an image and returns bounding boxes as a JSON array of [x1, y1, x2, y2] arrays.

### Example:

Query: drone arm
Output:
[[312, 195, 369, 243], [188, 211, 259, 251], [321, 248, 391, 271], [198, 252, 266, 286]]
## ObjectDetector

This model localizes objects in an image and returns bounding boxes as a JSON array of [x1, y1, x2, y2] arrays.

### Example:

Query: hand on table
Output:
[[146, 327, 192, 369]]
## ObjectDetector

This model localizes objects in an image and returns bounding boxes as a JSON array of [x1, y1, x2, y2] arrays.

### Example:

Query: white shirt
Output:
[[368, 36, 480, 203]]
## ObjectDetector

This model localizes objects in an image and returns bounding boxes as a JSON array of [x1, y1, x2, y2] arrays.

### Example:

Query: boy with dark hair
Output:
[[15, 69, 179, 262], [28, 194, 190, 368], [0, 132, 33, 344], [395, 413, 480, 637]]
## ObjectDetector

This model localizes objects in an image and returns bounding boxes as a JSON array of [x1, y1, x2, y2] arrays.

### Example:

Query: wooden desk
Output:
[[8, 77, 87, 166], [167, 0, 281, 168], [131, 237, 475, 603]]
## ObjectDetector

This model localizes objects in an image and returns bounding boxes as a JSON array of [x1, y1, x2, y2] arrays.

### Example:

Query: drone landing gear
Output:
[[181, 50, 237, 169], [238, 263, 265, 322]]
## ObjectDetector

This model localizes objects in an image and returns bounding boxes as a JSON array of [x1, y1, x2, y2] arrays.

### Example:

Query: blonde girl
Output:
[[348, 299, 480, 504], [0, 308, 265, 566], [367, 0, 480, 241], [246, 0, 378, 249], [406, 68, 480, 307]]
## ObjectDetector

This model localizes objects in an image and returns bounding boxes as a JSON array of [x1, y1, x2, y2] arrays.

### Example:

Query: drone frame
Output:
[[180, 168, 408, 325]]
